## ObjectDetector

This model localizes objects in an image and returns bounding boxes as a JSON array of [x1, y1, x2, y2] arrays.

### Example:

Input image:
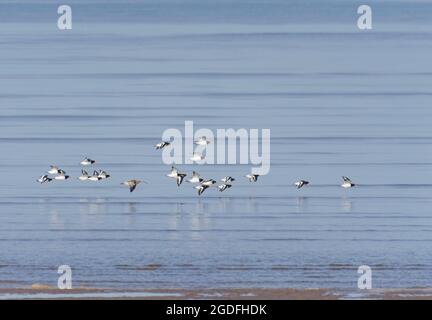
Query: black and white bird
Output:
[[245, 174, 260, 182], [188, 171, 203, 184], [221, 176, 235, 183], [195, 184, 209, 196], [341, 176, 356, 188], [167, 166, 178, 179], [195, 180, 216, 196], [167, 166, 187, 186], [155, 141, 170, 150], [121, 179, 144, 193], [294, 180, 309, 189], [80, 157, 96, 166], [218, 184, 232, 192], [195, 136, 210, 146], [97, 170, 110, 179], [88, 171, 102, 181], [37, 175, 52, 184], [48, 165, 61, 175], [78, 170, 90, 181]]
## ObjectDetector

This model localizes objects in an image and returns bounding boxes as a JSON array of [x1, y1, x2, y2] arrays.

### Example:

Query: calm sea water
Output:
[[0, 0, 432, 290]]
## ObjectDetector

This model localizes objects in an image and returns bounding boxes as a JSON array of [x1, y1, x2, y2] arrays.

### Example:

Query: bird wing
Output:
[[198, 185, 207, 195], [129, 183, 137, 192], [177, 174, 185, 186]]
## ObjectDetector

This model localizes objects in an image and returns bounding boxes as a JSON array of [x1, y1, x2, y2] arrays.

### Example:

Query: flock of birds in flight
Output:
[[36, 136, 356, 195]]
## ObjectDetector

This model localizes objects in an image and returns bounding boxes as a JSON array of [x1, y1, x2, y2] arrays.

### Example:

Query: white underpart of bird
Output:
[[194, 136, 210, 146], [221, 176, 235, 183], [121, 179, 144, 193], [188, 171, 203, 184], [341, 176, 355, 188], [295, 180, 309, 189], [190, 152, 205, 162], [167, 166, 178, 179], [201, 179, 216, 187], [78, 170, 90, 181], [37, 175, 52, 184], [218, 184, 232, 192], [48, 166, 60, 175], [80, 157, 95, 166], [155, 141, 170, 150], [245, 174, 259, 182], [54, 173, 69, 180]]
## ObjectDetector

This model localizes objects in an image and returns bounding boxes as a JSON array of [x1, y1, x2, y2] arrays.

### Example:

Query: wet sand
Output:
[[1, 286, 432, 300]]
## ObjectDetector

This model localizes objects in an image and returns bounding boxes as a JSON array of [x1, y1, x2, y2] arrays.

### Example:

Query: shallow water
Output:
[[0, 0, 432, 290]]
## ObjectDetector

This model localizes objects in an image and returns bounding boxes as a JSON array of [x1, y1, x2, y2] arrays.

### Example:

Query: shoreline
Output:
[[1, 286, 432, 300]]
